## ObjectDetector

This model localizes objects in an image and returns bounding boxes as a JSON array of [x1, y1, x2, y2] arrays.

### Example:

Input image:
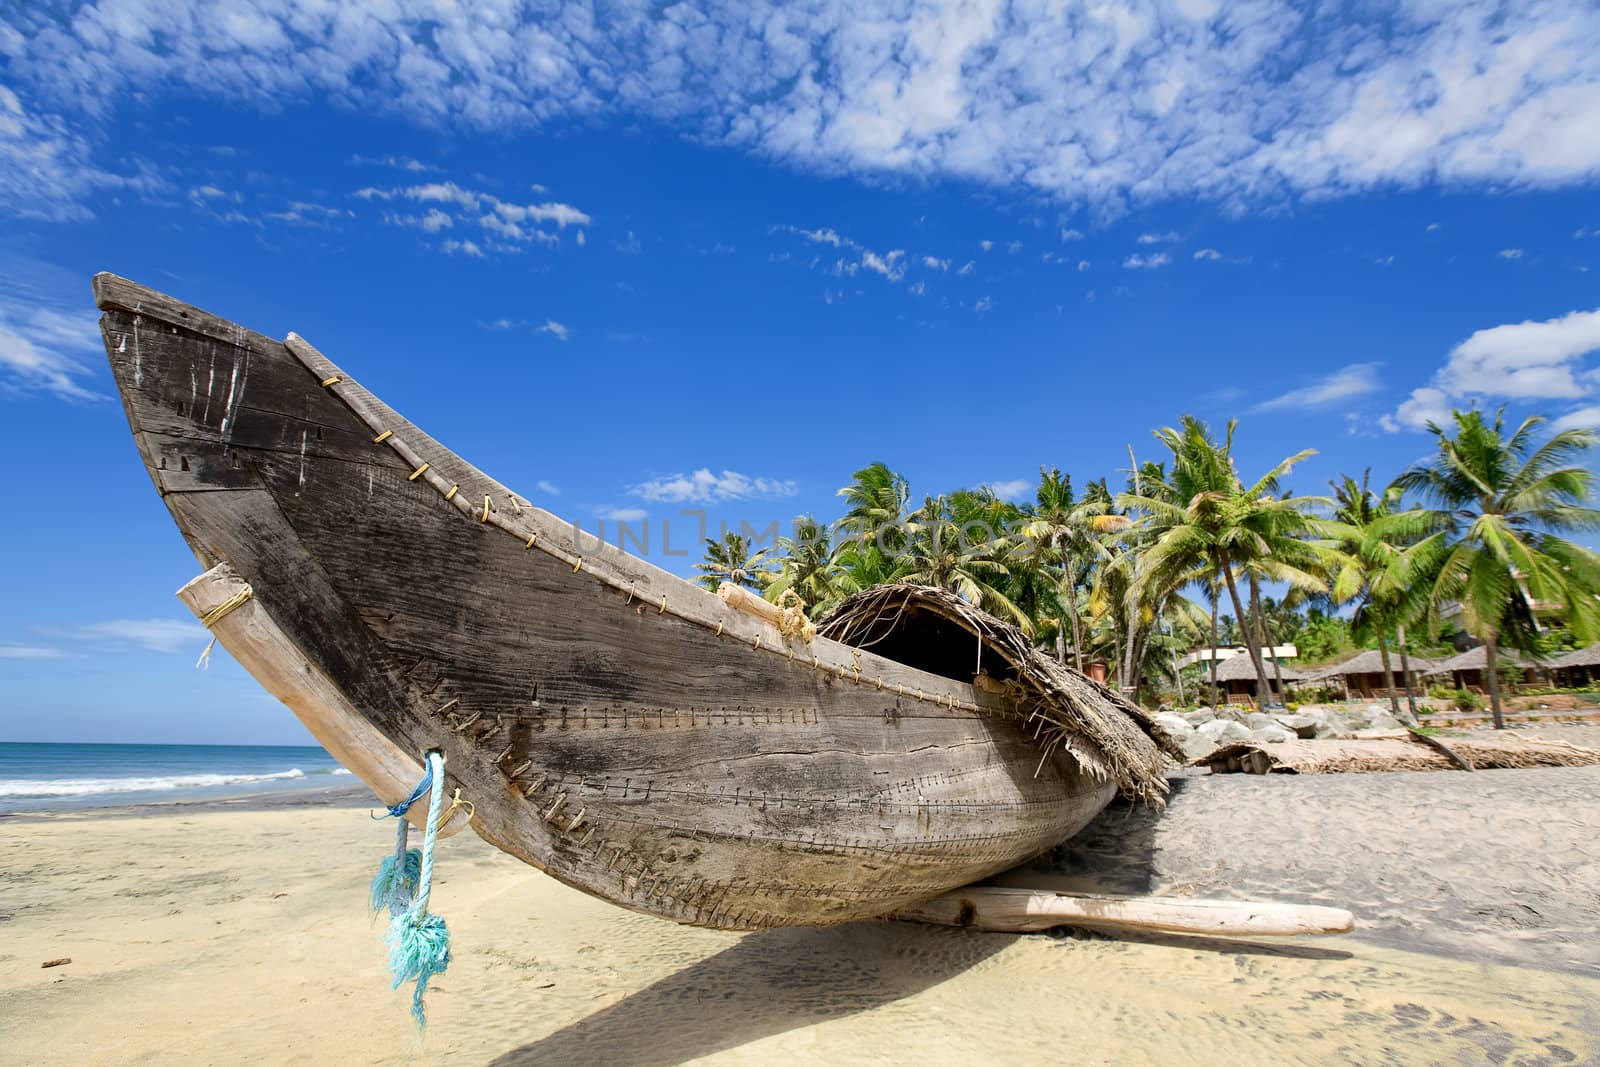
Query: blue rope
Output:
[[383, 750, 451, 1029], [368, 761, 431, 916], [373, 763, 433, 820]]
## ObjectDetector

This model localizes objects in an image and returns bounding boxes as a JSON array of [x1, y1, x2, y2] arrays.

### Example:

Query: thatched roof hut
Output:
[[1549, 644, 1600, 670], [1302, 648, 1434, 681], [1423, 646, 1542, 675], [819, 583, 1184, 805], [1211, 654, 1304, 682]]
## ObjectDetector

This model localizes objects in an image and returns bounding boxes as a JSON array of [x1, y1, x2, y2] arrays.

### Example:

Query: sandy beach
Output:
[[4, 736, 1599, 1066]]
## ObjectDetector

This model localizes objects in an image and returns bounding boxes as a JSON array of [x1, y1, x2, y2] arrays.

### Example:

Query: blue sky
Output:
[[2, 1, 1598, 744]]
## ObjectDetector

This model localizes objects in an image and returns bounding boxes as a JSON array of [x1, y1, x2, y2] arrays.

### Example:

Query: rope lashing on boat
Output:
[[193, 582, 254, 669], [383, 750, 452, 1029]]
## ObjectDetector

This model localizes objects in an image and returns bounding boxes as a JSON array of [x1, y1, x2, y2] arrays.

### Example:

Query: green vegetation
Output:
[[699, 407, 1600, 727]]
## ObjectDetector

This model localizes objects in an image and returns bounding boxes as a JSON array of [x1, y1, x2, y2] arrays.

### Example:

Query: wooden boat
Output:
[[94, 273, 1177, 930]]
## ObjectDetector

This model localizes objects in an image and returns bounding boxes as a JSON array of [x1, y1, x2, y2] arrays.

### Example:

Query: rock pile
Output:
[[1157, 704, 1412, 763]]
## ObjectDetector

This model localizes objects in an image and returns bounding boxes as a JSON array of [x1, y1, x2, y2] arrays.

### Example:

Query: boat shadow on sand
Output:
[[491, 783, 1349, 1067]]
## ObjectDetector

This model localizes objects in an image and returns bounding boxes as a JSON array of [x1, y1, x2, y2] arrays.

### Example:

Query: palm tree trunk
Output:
[[1377, 635, 1400, 716], [1484, 638, 1505, 729], [1397, 622, 1419, 722], [1208, 578, 1220, 706], [1062, 561, 1084, 671], [1247, 574, 1284, 703], [1219, 558, 1270, 706]]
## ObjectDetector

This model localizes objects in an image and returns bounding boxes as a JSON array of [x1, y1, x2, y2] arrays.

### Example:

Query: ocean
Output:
[[0, 742, 355, 813]]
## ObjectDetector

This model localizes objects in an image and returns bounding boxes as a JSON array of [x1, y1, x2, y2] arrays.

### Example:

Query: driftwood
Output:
[[93, 272, 1174, 931], [1199, 736, 1600, 775], [1404, 726, 1475, 771], [897, 887, 1354, 937]]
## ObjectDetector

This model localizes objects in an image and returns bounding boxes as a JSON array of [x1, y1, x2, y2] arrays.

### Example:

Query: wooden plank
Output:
[[175, 561, 468, 834], [897, 887, 1355, 936]]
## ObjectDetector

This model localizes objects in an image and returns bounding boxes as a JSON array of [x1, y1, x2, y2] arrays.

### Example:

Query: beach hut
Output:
[[1423, 646, 1543, 692], [1210, 652, 1303, 703], [1547, 644, 1600, 687], [1302, 648, 1431, 701]]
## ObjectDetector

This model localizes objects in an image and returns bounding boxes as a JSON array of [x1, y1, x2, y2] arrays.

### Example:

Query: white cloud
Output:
[[75, 618, 206, 654], [539, 320, 571, 341], [974, 295, 993, 313], [1122, 252, 1171, 269], [536, 479, 561, 495], [921, 255, 949, 271], [1498, 248, 1525, 260], [1193, 248, 1223, 261], [957, 261, 976, 276], [0, 292, 104, 401], [988, 479, 1030, 501], [614, 230, 642, 254], [0, 84, 163, 221], [0, 643, 69, 659], [1426, 222, 1443, 232], [1384, 307, 1600, 430], [774, 224, 905, 284], [1255, 363, 1381, 412], [598, 506, 647, 522], [860, 248, 906, 281], [1442, 307, 1600, 398], [1551, 405, 1600, 432], [1381, 386, 1454, 432], [908, 280, 926, 296], [1076, 259, 1090, 272], [1136, 231, 1180, 244], [7, 2, 1600, 222], [1060, 228, 1084, 241], [979, 241, 993, 253], [1006, 239, 1022, 254], [630, 469, 798, 503], [1577, 228, 1599, 239], [361, 181, 587, 253], [349, 154, 431, 172]]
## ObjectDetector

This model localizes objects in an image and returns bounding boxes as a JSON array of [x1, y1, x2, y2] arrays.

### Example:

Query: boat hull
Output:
[[95, 274, 1116, 929]]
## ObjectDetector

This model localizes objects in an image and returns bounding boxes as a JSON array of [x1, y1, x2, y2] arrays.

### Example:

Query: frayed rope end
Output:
[[369, 848, 421, 919], [386, 909, 451, 1028]]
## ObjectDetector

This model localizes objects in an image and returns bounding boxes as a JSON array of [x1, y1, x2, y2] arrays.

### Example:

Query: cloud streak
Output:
[[1255, 363, 1381, 412], [8, 2, 1600, 222], [630, 468, 798, 503]]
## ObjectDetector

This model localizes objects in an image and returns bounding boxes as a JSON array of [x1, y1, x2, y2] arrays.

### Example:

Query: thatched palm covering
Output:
[[818, 583, 1183, 805]]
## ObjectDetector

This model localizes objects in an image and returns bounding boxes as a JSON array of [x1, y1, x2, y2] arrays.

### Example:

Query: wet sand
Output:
[[2, 763, 1598, 1065]]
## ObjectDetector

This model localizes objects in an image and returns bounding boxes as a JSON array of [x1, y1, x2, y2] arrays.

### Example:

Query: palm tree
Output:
[[1325, 471, 1418, 718], [694, 531, 771, 592], [765, 517, 846, 616], [1019, 468, 1124, 668], [836, 462, 910, 554], [898, 490, 1030, 629], [1394, 409, 1600, 728], [1124, 415, 1329, 705]]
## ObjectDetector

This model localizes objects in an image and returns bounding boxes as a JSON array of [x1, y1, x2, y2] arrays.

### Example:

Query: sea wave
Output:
[[0, 768, 307, 798]]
